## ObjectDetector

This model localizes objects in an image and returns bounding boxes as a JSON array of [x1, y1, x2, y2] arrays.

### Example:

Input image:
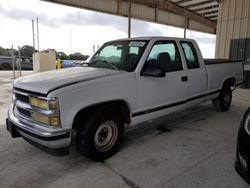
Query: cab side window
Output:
[[180, 42, 199, 69], [146, 41, 183, 72]]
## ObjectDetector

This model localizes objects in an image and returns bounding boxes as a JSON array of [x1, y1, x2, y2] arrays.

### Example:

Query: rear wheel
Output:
[[76, 110, 124, 161], [213, 86, 232, 112]]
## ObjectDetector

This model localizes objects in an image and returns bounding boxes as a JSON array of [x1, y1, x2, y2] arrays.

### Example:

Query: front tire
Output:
[[76, 111, 124, 161], [1, 63, 11, 70], [213, 86, 232, 112]]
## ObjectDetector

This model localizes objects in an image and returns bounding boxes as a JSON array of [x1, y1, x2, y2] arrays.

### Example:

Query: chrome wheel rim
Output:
[[94, 121, 118, 152]]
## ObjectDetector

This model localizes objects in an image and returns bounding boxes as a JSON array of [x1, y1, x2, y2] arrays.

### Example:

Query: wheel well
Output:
[[72, 100, 131, 131], [1, 63, 11, 68], [222, 78, 235, 88]]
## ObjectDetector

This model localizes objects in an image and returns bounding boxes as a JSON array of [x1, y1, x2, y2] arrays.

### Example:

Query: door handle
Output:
[[181, 76, 188, 82]]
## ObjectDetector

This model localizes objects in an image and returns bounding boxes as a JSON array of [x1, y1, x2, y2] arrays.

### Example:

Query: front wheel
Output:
[[212, 86, 232, 112], [1, 63, 11, 70], [76, 111, 124, 161]]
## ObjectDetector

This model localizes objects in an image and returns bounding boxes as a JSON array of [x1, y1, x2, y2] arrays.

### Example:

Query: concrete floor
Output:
[[0, 71, 249, 188]]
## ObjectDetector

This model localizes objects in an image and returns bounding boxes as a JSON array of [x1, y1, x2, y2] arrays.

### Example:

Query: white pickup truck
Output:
[[6, 37, 243, 161]]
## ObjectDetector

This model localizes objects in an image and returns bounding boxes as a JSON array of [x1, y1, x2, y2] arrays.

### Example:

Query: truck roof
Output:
[[108, 36, 196, 43]]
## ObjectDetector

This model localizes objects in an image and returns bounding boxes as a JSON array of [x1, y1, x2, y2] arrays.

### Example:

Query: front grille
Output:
[[16, 93, 29, 103], [17, 107, 31, 118]]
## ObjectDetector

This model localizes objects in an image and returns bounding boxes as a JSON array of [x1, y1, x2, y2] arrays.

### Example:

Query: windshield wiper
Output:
[[102, 61, 119, 70], [89, 60, 119, 70]]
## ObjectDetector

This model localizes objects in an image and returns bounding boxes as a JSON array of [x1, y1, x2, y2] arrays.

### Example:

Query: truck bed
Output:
[[205, 59, 243, 96]]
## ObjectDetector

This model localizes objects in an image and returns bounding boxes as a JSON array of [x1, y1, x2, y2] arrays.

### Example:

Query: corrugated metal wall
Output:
[[215, 0, 250, 58]]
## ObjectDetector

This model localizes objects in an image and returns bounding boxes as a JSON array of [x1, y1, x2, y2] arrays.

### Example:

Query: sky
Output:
[[0, 0, 216, 57]]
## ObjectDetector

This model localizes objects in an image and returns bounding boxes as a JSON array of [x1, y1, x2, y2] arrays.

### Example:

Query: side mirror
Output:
[[141, 64, 165, 77]]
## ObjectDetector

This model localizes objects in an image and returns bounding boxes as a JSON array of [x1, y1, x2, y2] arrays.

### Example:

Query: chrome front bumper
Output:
[[7, 103, 71, 156]]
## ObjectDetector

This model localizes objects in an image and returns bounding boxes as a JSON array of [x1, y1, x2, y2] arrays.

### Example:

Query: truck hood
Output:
[[14, 67, 122, 95]]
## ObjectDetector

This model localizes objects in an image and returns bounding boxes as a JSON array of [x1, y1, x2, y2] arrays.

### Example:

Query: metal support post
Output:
[[11, 45, 15, 79], [128, 0, 131, 38], [36, 17, 39, 51], [32, 19, 36, 51], [184, 18, 189, 39], [18, 46, 22, 76]]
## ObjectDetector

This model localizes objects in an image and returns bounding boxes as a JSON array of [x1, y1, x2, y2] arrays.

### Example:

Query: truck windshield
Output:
[[88, 40, 148, 72]]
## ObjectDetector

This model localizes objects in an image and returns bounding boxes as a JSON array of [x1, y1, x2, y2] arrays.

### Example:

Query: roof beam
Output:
[[193, 4, 218, 12], [197, 7, 219, 14], [179, 0, 211, 7], [206, 16, 217, 20], [170, 0, 181, 2], [185, 0, 217, 9], [189, 2, 218, 10], [172, 0, 187, 4], [205, 12, 218, 18]]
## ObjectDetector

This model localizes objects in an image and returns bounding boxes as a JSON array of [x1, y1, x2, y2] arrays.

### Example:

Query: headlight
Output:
[[29, 96, 60, 126], [31, 112, 61, 126], [29, 96, 58, 111]]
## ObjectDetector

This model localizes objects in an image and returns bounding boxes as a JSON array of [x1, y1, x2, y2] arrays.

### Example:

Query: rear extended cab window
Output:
[[180, 41, 200, 69]]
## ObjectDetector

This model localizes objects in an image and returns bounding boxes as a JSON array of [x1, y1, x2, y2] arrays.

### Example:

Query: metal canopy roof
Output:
[[170, 0, 219, 22], [45, 0, 220, 34]]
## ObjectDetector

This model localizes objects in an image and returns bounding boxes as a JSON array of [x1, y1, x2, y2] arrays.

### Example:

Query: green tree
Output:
[[57, 52, 69, 60], [0, 46, 18, 56], [69, 52, 89, 60], [20, 45, 35, 57], [0, 46, 10, 56]]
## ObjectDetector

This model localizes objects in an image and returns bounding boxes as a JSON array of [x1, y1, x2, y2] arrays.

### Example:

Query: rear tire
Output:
[[76, 110, 124, 161], [212, 86, 232, 112]]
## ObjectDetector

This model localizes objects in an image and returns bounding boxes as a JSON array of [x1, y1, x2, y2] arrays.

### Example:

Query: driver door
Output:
[[135, 40, 188, 118]]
